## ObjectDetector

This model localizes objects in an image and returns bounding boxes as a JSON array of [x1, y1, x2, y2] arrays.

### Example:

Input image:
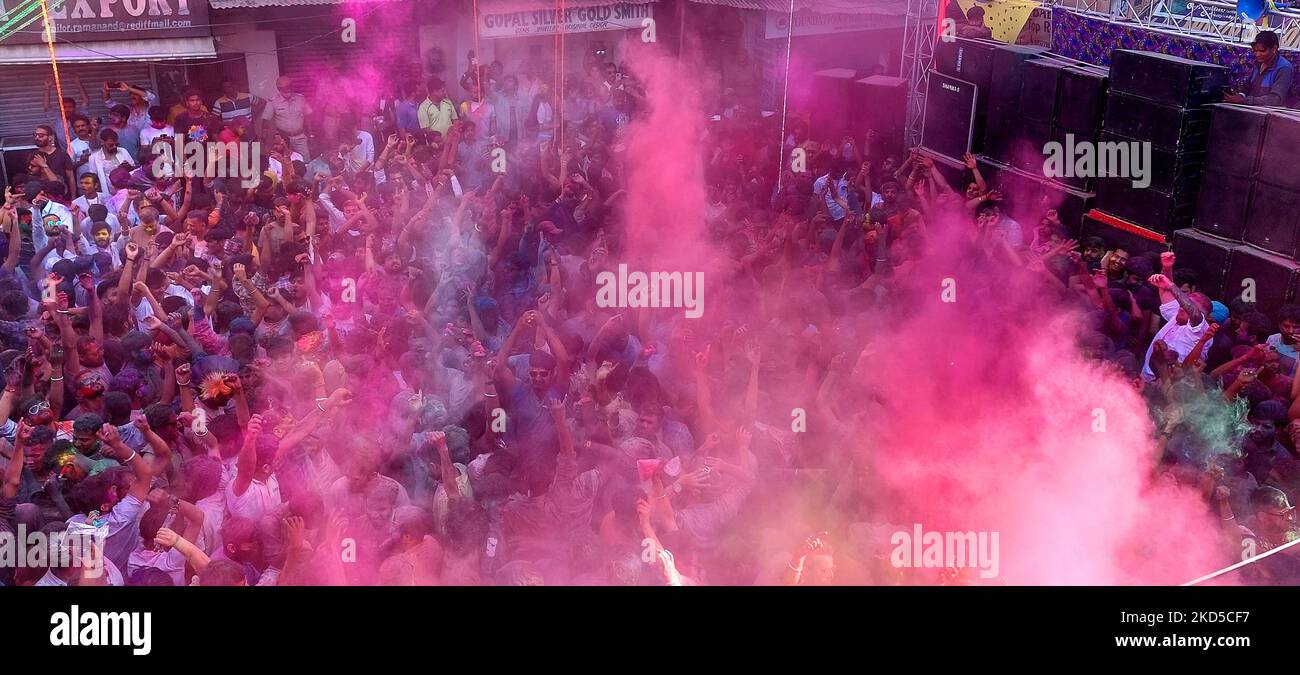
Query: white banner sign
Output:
[[480, 2, 653, 39], [765, 10, 900, 39]]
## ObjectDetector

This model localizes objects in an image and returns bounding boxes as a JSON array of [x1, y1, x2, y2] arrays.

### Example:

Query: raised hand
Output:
[[154, 527, 180, 549], [1147, 274, 1173, 290], [678, 468, 713, 491], [283, 516, 307, 550], [131, 411, 150, 431], [245, 414, 264, 437], [96, 423, 122, 447], [793, 531, 830, 560], [325, 388, 354, 409], [735, 426, 753, 451]]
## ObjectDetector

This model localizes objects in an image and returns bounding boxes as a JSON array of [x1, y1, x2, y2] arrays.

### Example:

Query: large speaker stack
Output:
[[921, 43, 1300, 315], [930, 38, 1049, 161], [1171, 228, 1300, 316], [920, 70, 981, 162], [931, 37, 999, 157], [1167, 103, 1300, 315], [930, 39, 1107, 233], [1093, 50, 1226, 236], [852, 75, 908, 163], [1247, 110, 1300, 257], [982, 43, 1052, 164], [808, 68, 859, 143]]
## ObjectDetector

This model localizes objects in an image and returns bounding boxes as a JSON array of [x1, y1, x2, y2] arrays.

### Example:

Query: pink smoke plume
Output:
[[620, 42, 711, 273], [857, 225, 1231, 585], [579, 34, 1230, 586]]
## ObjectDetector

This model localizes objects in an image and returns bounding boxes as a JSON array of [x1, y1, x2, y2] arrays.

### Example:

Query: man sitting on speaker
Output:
[[1265, 304, 1300, 375], [1141, 273, 1212, 382], [957, 6, 993, 40], [1224, 31, 1294, 107]]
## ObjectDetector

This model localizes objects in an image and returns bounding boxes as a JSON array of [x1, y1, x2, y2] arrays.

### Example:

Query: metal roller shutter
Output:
[[274, 14, 420, 100], [0, 62, 154, 140]]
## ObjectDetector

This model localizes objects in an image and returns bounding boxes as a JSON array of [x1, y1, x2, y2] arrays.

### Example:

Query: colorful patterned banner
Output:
[[1050, 7, 1300, 104]]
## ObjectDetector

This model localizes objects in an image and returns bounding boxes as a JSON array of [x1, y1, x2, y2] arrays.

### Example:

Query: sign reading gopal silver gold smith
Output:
[[479, 2, 652, 39]]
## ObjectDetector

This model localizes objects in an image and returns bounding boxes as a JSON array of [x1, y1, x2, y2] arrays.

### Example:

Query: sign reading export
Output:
[[0, 0, 211, 44]]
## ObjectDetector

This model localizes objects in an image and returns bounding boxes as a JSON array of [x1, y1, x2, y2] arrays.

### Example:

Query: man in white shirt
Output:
[[28, 184, 74, 240], [126, 494, 207, 586], [226, 416, 284, 521], [72, 174, 109, 212], [36, 213, 78, 274], [87, 128, 135, 203], [138, 106, 175, 158], [76, 203, 123, 240], [103, 81, 158, 131], [340, 113, 374, 170], [68, 116, 98, 182], [1141, 273, 1213, 381]]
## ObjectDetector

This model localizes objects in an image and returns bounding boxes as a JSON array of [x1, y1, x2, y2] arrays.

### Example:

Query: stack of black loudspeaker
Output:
[[1170, 104, 1300, 315], [1093, 50, 1226, 236], [928, 38, 1103, 230], [809, 68, 909, 161], [993, 55, 1110, 184], [925, 37, 1000, 160], [808, 68, 860, 143], [924, 43, 1300, 315]]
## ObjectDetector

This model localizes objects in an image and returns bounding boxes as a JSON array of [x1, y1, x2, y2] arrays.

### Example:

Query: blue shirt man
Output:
[[813, 172, 850, 222], [1227, 30, 1294, 107]]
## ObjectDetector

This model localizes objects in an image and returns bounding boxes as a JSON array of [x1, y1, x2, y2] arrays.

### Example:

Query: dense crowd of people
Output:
[[2, 44, 1298, 586]]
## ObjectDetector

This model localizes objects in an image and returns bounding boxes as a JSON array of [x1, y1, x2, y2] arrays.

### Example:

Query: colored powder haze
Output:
[[281, 14, 1234, 583], [617, 41, 1230, 584]]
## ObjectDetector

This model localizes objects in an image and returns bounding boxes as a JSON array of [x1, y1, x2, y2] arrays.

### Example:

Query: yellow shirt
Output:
[[418, 97, 458, 135]]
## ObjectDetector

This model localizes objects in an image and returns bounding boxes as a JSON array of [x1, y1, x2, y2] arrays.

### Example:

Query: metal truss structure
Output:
[[1045, 0, 1300, 48], [898, 0, 1300, 151], [900, 0, 939, 149]]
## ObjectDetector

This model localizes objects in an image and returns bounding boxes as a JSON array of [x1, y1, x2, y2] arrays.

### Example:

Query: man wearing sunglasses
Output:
[[1234, 486, 1300, 584], [18, 395, 70, 441]]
